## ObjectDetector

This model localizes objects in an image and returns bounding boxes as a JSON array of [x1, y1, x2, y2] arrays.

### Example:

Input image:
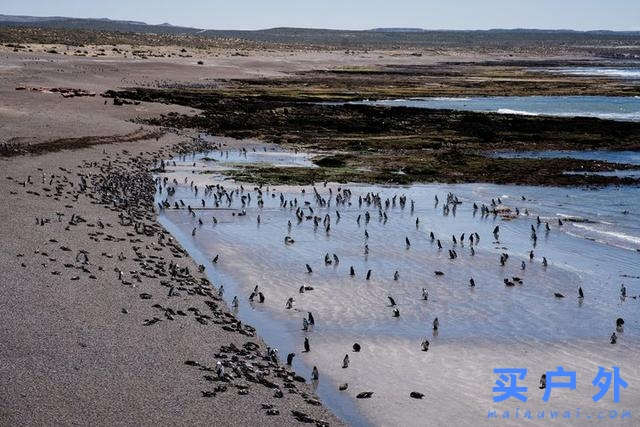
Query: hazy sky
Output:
[[3, 0, 640, 31]]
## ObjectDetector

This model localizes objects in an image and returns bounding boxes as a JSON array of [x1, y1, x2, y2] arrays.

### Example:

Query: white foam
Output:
[[571, 223, 640, 245], [496, 108, 539, 116]]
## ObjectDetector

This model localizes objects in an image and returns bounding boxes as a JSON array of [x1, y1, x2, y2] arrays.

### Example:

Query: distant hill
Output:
[[1, 14, 640, 50], [0, 14, 146, 26], [0, 14, 198, 35]]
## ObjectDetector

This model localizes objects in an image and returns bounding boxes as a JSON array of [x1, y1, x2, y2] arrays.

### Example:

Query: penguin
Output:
[[350, 266, 355, 276], [308, 312, 315, 325], [366, 269, 372, 280], [539, 374, 546, 389], [216, 361, 225, 378], [610, 332, 617, 344], [578, 287, 584, 299], [232, 296, 239, 309], [432, 317, 439, 331], [342, 354, 350, 369], [287, 352, 295, 365], [421, 339, 430, 352], [421, 288, 429, 301], [304, 337, 310, 352], [306, 264, 313, 274], [469, 278, 475, 288], [311, 366, 319, 380], [258, 292, 265, 303], [387, 296, 397, 306], [393, 270, 399, 281], [352, 343, 361, 352], [393, 308, 400, 317]]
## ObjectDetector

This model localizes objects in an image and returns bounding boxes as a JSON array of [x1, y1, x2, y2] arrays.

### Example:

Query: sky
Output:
[[2, 0, 640, 31]]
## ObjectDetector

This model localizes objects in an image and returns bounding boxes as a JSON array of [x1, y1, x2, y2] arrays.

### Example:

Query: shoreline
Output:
[[0, 134, 344, 426]]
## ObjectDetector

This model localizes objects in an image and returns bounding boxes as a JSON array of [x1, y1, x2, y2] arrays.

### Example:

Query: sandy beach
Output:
[[0, 47, 370, 425]]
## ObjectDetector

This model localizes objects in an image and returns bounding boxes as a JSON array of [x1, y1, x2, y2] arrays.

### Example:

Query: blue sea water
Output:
[[353, 96, 640, 121]]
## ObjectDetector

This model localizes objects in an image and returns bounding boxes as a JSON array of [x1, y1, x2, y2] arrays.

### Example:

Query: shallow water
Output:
[[353, 96, 640, 121], [156, 144, 640, 426]]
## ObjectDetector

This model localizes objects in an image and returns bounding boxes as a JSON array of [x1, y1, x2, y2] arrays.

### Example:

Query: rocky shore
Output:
[[107, 86, 640, 187]]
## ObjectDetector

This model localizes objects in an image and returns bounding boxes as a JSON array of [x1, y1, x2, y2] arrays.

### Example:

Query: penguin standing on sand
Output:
[[216, 361, 225, 378], [304, 337, 310, 352], [287, 353, 295, 365]]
